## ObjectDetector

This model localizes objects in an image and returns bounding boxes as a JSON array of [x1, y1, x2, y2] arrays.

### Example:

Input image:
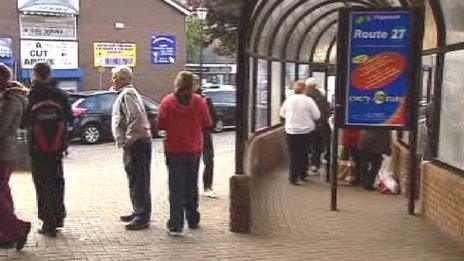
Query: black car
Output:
[[69, 91, 162, 144], [203, 88, 236, 132]]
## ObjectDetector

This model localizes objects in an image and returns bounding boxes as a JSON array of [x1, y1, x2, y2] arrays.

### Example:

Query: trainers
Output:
[[168, 230, 183, 237], [203, 189, 216, 198], [291, 180, 304, 186], [302, 176, 311, 182], [310, 166, 320, 175]]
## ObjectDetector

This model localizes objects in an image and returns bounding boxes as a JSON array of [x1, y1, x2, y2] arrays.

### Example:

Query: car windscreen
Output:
[[143, 97, 159, 111], [205, 91, 236, 104]]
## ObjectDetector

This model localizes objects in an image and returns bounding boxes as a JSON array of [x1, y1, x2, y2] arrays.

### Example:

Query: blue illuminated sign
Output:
[[346, 11, 411, 127]]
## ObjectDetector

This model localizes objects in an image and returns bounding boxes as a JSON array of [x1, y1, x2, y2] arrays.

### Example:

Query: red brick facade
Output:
[[0, 0, 187, 101]]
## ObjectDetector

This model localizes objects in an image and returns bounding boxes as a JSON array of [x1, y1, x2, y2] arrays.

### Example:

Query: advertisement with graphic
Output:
[[0, 38, 13, 59], [18, 0, 79, 15], [151, 34, 176, 65], [345, 11, 411, 127], [20, 40, 78, 69], [94, 43, 137, 68], [20, 14, 77, 40]]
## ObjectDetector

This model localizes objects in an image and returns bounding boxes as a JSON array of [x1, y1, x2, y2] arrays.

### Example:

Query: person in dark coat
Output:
[[22, 63, 72, 237], [305, 77, 331, 174], [358, 130, 391, 190], [193, 75, 217, 198], [0, 63, 31, 250]]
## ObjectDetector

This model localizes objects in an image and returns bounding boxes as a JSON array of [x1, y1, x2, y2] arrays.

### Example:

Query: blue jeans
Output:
[[123, 139, 152, 221], [166, 156, 200, 231]]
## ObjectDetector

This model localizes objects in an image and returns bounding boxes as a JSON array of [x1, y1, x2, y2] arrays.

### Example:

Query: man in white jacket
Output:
[[280, 81, 320, 185], [111, 66, 152, 230]]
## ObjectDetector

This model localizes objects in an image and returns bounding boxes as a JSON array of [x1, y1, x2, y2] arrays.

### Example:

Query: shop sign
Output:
[[344, 10, 412, 128], [18, 0, 79, 15], [20, 40, 78, 69], [94, 42, 137, 68], [151, 34, 176, 65], [20, 14, 77, 40]]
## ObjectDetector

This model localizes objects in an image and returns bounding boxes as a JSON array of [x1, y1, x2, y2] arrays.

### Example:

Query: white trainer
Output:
[[203, 189, 216, 198], [168, 230, 183, 237]]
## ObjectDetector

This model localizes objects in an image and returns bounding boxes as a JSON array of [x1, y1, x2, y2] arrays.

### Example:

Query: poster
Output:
[[20, 14, 77, 40], [151, 34, 176, 65], [94, 43, 137, 68], [0, 38, 13, 59], [345, 11, 411, 127], [20, 40, 78, 69], [18, 0, 79, 15]]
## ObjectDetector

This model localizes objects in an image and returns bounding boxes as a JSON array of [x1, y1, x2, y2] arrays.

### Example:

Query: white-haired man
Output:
[[305, 77, 331, 175], [111, 66, 152, 230]]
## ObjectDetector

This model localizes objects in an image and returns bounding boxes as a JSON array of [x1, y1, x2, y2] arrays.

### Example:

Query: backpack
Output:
[[31, 100, 66, 154]]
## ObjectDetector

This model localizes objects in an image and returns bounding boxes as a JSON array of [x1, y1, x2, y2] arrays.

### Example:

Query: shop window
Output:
[[438, 50, 464, 169]]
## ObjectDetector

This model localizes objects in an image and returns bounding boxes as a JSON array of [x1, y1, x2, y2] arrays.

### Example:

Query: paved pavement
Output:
[[2, 131, 464, 260]]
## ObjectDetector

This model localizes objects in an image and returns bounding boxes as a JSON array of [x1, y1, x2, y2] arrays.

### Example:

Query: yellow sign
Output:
[[94, 42, 136, 67]]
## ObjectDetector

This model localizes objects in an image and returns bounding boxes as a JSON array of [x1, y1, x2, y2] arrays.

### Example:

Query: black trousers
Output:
[[358, 151, 383, 189], [286, 133, 311, 183], [123, 139, 152, 221], [309, 129, 325, 168], [202, 130, 214, 190], [31, 151, 66, 228]]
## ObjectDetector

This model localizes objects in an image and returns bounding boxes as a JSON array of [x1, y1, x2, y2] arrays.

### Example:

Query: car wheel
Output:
[[213, 119, 225, 133], [81, 124, 101, 144]]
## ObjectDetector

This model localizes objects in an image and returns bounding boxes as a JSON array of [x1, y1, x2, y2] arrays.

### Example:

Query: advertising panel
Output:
[[344, 10, 412, 127], [20, 14, 77, 40], [94, 43, 137, 68], [151, 34, 176, 65], [0, 38, 13, 59], [20, 40, 78, 69], [18, 0, 79, 15]]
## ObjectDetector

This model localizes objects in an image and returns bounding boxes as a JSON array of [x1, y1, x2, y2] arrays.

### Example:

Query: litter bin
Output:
[[15, 129, 31, 172]]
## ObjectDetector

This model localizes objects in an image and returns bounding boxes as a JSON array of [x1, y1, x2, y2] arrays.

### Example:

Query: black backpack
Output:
[[31, 100, 66, 154]]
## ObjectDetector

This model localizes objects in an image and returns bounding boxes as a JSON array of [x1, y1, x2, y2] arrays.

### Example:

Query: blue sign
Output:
[[346, 11, 411, 127], [151, 34, 176, 65], [0, 38, 14, 66]]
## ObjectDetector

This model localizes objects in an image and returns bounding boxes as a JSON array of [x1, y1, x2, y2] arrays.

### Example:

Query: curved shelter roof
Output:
[[246, 0, 407, 65]]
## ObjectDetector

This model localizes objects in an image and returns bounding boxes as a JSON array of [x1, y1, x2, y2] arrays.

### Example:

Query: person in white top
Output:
[[280, 81, 320, 185]]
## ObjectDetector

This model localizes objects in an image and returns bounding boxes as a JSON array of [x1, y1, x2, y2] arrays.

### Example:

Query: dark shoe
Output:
[[56, 220, 64, 228], [0, 242, 15, 249], [120, 214, 134, 223], [15, 222, 31, 251], [188, 222, 200, 229], [38, 224, 57, 238], [125, 219, 149, 230]]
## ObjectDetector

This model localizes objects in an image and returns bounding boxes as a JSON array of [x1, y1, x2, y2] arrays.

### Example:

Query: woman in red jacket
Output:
[[157, 71, 212, 236]]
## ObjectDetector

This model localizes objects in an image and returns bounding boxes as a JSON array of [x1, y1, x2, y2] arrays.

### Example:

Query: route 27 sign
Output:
[[151, 34, 176, 65]]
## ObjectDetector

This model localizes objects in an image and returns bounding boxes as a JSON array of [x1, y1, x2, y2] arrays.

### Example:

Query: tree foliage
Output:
[[185, 0, 246, 57]]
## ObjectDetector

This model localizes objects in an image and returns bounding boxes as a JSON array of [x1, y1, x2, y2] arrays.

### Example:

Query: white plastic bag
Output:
[[375, 155, 399, 194]]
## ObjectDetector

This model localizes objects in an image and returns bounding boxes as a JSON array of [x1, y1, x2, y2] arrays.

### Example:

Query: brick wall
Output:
[[421, 161, 464, 246]]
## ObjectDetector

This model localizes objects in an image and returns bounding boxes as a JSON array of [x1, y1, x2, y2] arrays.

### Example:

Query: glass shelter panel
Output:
[[438, 50, 464, 169], [285, 63, 296, 98], [423, 0, 437, 50], [271, 62, 283, 125], [255, 59, 269, 131], [440, 0, 464, 45]]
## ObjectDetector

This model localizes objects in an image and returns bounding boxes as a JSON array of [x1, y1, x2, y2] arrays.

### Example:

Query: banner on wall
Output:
[[151, 34, 176, 65], [20, 40, 78, 69], [94, 43, 137, 68], [343, 10, 413, 128], [18, 0, 79, 15], [20, 14, 77, 40]]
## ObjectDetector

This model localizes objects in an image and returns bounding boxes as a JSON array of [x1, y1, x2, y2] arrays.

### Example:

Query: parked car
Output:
[[203, 87, 236, 132], [69, 91, 163, 144]]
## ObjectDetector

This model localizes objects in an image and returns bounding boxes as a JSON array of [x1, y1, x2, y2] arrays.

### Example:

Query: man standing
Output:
[[22, 63, 72, 237], [111, 66, 152, 230], [193, 75, 217, 198], [305, 77, 331, 175], [0, 63, 31, 250]]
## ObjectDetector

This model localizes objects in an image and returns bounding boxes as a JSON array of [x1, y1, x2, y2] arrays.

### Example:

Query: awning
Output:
[[20, 68, 84, 79]]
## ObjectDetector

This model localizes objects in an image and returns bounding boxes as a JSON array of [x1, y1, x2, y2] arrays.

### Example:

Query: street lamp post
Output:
[[196, 6, 208, 86]]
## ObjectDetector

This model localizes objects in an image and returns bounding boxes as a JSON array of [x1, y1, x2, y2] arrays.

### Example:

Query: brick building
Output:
[[0, 0, 189, 101]]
